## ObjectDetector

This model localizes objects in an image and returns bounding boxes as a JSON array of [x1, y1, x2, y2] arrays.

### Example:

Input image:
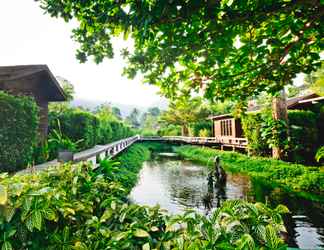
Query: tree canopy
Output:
[[38, 0, 323, 101]]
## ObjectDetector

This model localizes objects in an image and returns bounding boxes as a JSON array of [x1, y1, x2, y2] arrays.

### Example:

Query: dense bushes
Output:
[[157, 124, 181, 136], [0, 92, 39, 172], [0, 144, 288, 249], [176, 146, 324, 201], [191, 120, 212, 137], [242, 113, 269, 156], [242, 109, 321, 164], [288, 110, 318, 163], [49, 109, 100, 151], [47, 108, 134, 159]]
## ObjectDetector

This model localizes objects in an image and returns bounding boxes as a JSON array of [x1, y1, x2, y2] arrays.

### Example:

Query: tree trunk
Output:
[[271, 89, 288, 159], [181, 124, 189, 136]]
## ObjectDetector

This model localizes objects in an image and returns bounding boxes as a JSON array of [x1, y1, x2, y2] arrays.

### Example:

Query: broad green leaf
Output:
[[142, 243, 150, 250], [150, 226, 159, 232], [0, 185, 7, 205], [100, 209, 113, 222], [73, 241, 88, 250], [32, 211, 42, 231], [4, 206, 15, 222], [111, 201, 117, 210], [275, 204, 290, 214], [113, 232, 128, 241], [134, 229, 150, 238], [25, 215, 34, 232], [1, 242, 12, 250]]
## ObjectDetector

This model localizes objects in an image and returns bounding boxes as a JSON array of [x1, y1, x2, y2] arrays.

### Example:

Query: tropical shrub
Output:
[[316, 146, 324, 164], [49, 108, 100, 150], [157, 124, 182, 136], [242, 109, 320, 164], [175, 146, 324, 200], [198, 128, 210, 137], [288, 110, 318, 164], [191, 120, 212, 137], [0, 145, 288, 249], [241, 113, 269, 156], [0, 92, 39, 172]]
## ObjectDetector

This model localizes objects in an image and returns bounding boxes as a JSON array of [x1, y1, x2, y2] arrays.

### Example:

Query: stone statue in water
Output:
[[214, 156, 226, 186]]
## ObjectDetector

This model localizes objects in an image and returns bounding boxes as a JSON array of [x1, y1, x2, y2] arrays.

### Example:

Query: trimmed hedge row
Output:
[[49, 108, 134, 152], [175, 145, 324, 201], [0, 92, 39, 172]]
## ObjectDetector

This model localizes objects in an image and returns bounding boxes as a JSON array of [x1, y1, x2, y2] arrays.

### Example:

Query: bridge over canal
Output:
[[20, 135, 247, 174]]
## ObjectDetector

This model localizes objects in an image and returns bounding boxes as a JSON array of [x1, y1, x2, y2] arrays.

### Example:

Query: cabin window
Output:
[[221, 119, 232, 136]]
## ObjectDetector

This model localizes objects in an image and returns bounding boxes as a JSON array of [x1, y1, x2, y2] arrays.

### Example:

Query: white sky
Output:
[[0, 0, 163, 106]]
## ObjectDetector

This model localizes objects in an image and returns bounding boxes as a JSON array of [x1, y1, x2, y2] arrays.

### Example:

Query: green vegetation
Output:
[[39, 1, 322, 102], [0, 144, 288, 249], [316, 146, 324, 164], [0, 92, 39, 172], [175, 146, 324, 201], [242, 109, 322, 164], [38, 105, 134, 163]]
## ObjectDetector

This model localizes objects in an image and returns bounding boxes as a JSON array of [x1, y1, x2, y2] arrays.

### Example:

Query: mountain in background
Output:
[[71, 98, 168, 117]]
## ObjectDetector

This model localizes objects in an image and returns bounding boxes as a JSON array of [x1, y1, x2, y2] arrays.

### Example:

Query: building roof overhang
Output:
[[0, 65, 66, 102]]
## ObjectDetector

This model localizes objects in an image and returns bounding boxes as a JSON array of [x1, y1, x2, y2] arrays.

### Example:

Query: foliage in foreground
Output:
[[0, 92, 39, 172], [0, 145, 288, 249], [175, 146, 324, 199]]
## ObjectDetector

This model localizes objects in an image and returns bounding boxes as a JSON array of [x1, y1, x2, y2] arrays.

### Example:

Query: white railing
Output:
[[19, 135, 140, 173], [140, 135, 248, 147]]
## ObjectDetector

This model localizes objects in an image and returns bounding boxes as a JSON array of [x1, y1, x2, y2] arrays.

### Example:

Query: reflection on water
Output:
[[129, 156, 324, 249]]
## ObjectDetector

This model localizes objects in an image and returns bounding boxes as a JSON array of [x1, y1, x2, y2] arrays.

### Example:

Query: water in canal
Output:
[[129, 154, 324, 249]]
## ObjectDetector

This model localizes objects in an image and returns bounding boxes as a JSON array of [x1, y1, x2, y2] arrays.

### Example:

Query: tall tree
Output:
[[126, 108, 141, 128], [40, 0, 323, 159], [160, 97, 206, 136], [39, 0, 322, 101], [112, 106, 122, 120]]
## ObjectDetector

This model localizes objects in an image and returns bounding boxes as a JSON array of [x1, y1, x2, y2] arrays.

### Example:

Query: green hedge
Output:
[[49, 109, 100, 151], [288, 110, 318, 164], [175, 145, 324, 201], [0, 92, 39, 172], [242, 109, 321, 164], [49, 109, 134, 153]]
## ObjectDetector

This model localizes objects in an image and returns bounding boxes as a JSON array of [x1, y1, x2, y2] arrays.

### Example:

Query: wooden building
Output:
[[0, 65, 66, 140], [210, 93, 324, 139]]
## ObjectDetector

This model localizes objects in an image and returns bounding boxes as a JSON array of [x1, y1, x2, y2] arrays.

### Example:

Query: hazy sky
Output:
[[0, 0, 163, 106]]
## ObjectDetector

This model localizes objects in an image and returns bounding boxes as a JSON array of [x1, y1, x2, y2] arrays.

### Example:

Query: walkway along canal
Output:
[[130, 153, 324, 249]]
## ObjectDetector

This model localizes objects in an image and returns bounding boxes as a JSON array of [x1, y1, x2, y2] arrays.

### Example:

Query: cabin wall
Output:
[[213, 118, 244, 138]]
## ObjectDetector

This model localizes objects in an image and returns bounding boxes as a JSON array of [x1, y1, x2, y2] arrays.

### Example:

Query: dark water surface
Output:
[[129, 155, 324, 249]]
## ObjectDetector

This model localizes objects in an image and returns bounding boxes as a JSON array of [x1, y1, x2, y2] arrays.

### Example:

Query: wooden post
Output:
[[272, 89, 288, 160]]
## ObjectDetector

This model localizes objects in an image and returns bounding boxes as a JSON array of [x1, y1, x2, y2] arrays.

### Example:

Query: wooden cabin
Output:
[[0, 65, 66, 140], [209, 93, 324, 143]]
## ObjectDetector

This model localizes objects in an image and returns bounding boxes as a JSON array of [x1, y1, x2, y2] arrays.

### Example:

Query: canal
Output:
[[130, 154, 324, 249]]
